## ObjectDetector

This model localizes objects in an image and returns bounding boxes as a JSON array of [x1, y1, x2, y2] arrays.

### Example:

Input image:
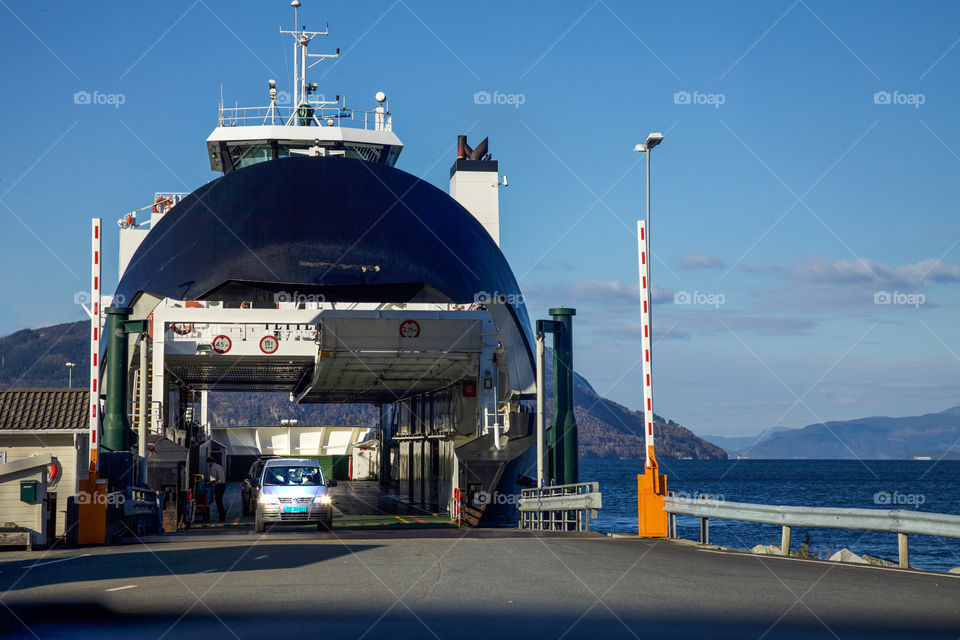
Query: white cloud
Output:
[[677, 252, 725, 269], [780, 255, 960, 288], [528, 279, 674, 308]]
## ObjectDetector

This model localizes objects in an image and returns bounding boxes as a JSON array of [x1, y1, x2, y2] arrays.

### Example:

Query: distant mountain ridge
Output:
[[0, 321, 725, 460], [699, 427, 790, 455], [701, 406, 960, 459]]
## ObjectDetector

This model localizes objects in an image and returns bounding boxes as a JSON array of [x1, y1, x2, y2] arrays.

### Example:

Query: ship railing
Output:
[[217, 104, 390, 131], [519, 482, 602, 532], [663, 494, 960, 569]]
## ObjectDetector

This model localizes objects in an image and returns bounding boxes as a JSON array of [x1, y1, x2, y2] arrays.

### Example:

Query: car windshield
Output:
[[263, 465, 325, 486]]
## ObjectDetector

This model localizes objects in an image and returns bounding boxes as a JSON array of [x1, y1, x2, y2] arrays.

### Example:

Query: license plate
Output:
[[283, 506, 307, 513]]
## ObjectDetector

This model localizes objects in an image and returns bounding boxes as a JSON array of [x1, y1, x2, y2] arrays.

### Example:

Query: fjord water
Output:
[[582, 459, 960, 572]]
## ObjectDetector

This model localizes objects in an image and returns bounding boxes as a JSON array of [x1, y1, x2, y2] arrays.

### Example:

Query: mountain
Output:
[[556, 357, 726, 460], [0, 321, 725, 460], [716, 407, 960, 459], [700, 427, 791, 456], [0, 322, 88, 388]]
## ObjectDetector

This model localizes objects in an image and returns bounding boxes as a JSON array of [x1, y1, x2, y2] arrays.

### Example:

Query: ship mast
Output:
[[280, 0, 340, 122]]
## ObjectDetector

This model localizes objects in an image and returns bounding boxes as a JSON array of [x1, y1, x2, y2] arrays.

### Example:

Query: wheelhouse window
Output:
[[227, 144, 273, 170]]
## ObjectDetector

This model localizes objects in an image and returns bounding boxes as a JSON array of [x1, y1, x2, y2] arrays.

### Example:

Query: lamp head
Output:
[[645, 132, 664, 149]]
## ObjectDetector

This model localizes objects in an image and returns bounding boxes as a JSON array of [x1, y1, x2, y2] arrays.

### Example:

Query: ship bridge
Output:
[[204, 7, 402, 174]]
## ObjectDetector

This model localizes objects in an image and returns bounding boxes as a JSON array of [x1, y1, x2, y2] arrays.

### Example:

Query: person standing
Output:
[[207, 456, 227, 523]]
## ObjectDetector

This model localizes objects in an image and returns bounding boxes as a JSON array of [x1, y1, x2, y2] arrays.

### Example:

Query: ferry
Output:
[[98, 0, 540, 525]]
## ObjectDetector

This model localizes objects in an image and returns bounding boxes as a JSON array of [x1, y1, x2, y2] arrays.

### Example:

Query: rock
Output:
[[829, 548, 868, 564], [862, 554, 898, 568], [751, 544, 781, 555]]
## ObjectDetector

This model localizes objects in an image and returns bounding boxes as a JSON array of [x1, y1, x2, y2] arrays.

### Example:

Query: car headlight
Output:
[[314, 495, 332, 505], [259, 494, 279, 505]]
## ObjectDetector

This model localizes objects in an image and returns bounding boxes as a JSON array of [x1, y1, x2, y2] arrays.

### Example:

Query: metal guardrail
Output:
[[519, 482, 602, 532], [217, 104, 387, 130], [663, 495, 960, 568]]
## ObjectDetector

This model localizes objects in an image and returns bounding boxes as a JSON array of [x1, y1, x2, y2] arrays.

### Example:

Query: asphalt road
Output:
[[1, 533, 959, 639]]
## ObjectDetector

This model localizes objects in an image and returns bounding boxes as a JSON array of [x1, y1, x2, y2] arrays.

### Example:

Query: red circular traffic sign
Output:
[[260, 334, 279, 354], [399, 320, 420, 338], [212, 335, 232, 354]]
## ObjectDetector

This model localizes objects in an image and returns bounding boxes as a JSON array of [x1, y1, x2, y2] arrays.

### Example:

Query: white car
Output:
[[254, 458, 337, 532]]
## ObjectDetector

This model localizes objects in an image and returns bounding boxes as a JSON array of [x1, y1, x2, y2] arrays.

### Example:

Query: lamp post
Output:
[[65, 362, 75, 388], [633, 132, 663, 347], [634, 133, 663, 285]]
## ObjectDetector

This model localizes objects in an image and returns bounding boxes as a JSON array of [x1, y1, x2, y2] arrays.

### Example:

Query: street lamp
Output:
[[634, 132, 664, 313], [65, 362, 75, 388], [634, 132, 663, 235]]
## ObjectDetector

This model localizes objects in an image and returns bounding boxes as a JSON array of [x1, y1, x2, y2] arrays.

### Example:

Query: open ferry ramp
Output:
[[1, 511, 959, 639]]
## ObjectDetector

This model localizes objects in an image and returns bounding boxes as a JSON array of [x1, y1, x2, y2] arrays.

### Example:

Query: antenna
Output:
[[279, 0, 340, 123]]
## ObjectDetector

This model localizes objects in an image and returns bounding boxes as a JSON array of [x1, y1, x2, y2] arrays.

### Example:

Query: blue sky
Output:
[[1, 1, 959, 436]]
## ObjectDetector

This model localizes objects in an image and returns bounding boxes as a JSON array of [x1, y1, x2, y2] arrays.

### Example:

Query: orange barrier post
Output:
[[638, 447, 668, 537], [77, 475, 107, 545]]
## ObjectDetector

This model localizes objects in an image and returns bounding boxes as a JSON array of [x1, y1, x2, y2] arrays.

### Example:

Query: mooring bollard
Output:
[[781, 525, 791, 556]]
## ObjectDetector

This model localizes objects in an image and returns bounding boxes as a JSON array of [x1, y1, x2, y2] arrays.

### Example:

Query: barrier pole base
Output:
[[638, 460, 668, 538]]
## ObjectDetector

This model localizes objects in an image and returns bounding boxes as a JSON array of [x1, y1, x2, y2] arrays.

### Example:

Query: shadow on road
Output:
[[0, 543, 381, 593]]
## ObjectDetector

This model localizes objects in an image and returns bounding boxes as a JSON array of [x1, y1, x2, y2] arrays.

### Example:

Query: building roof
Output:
[[0, 389, 89, 431]]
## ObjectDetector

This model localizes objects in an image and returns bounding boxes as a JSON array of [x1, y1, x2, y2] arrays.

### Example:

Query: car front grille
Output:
[[277, 497, 315, 505]]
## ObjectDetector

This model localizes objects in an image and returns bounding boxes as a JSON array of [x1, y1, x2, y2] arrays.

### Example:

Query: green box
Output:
[[19, 480, 38, 503]]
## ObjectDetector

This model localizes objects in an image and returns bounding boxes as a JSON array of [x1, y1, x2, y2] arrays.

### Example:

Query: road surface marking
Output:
[[393, 516, 410, 524], [254, 555, 269, 560], [30, 554, 92, 568], [409, 516, 426, 523], [106, 585, 137, 592]]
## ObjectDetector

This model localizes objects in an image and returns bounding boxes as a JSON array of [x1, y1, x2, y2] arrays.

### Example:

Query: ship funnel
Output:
[[457, 135, 491, 162], [450, 134, 501, 245]]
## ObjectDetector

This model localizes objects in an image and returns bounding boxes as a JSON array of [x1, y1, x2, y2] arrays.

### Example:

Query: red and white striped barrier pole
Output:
[[637, 219, 667, 537], [89, 218, 101, 472], [637, 220, 656, 468]]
